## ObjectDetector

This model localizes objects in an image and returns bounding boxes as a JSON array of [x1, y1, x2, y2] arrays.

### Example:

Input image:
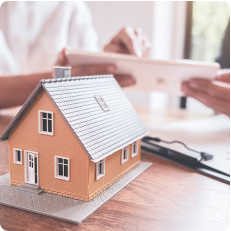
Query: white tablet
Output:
[[66, 49, 220, 94]]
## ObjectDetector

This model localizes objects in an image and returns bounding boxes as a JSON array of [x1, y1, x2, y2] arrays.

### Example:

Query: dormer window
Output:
[[95, 96, 110, 111], [39, 110, 53, 135]]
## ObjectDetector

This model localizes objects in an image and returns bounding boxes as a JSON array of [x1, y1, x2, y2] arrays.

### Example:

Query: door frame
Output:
[[24, 150, 39, 185]]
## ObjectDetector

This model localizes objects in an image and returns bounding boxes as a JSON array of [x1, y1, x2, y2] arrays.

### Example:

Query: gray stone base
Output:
[[0, 161, 152, 224]]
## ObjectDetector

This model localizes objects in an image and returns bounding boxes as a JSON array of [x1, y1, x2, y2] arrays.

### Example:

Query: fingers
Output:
[[187, 78, 230, 101], [135, 28, 151, 57], [134, 27, 143, 35], [104, 26, 151, 57], [52, 48, 70, 78], [215, 73, 230, 83], [113, 26, 141, 56], [54, 48, 136, 88], [54, 48, 69, 66], [181, 81, 230, 117], [71, 64, 136, 87], [114, 74, 136, 87], [104, 43, 127, 54], [142, 34, 151, 57], [71, 64, 117, 76]]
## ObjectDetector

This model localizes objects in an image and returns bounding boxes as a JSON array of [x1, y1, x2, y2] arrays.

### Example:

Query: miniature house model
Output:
[[0, 67, 148, 202]]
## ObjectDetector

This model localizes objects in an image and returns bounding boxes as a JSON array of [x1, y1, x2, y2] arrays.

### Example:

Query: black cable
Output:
[[142, 136, 213, 162], [159, 140, 201, 154]]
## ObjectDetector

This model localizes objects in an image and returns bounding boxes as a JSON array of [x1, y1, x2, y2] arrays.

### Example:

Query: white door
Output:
[[28, 152, 35, 184]]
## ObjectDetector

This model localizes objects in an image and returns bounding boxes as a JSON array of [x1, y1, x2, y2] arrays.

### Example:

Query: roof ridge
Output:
[[40, 74, 114, 84]]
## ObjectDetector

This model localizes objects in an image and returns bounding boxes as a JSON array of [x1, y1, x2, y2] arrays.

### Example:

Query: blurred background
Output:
[[87, 1, 230, 114], [0, 1, 229, 117]]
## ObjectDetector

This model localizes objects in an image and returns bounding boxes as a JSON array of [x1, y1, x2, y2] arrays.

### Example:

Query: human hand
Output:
[[181, 73, 230, 117], [104, 26, 151, 57], [214, 72, 230, 83], [54, 48, 136, 87]]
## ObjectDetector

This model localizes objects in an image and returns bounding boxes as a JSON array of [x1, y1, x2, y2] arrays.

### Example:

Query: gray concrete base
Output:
[[0, 161, 152, 224]]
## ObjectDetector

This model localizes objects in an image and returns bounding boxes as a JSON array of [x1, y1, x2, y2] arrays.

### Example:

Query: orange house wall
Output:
[[88, 140, 141, 200], [8, 89, 141, 202], [8, 90, 90, 201]]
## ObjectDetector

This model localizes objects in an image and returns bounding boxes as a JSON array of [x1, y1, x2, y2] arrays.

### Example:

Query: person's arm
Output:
[[0, 24, 150, 109], [0, 47, 136, 109], [54, 48, 136, 87], [0, 72, 52, 109], [181, 73, 230, 117]]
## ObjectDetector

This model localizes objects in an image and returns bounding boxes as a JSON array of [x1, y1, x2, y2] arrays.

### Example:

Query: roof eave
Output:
[[90, 130, 149, 163]]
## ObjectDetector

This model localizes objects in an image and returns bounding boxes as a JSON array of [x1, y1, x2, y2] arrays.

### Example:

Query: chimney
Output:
[[54, 66, 71, 78]]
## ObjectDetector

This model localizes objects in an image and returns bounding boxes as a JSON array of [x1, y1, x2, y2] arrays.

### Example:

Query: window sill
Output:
[[55, 176, 69, 181], [131, 153, 138, 158], [39, 131, 54, 136], [121, 158, 128, 164], [14, 161, 23, 165], [96, 173, 105, 180]]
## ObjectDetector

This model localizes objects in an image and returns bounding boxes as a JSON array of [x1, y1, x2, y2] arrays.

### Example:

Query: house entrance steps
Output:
[[16, 183, 44, 195]]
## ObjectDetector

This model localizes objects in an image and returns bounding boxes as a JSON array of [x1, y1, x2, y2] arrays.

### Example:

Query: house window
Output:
[[55, 156, 70, 181], [13, 149, 22, 165], [96, 159, 105, 180], [39, 110, 53, 135], [121, 146, 129, 164], [131, 141, 138, 157], [95, 96, 110, 111]]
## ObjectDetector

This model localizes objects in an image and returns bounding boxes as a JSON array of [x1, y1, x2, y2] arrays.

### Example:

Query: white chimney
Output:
[[54, 66, 71, 78]]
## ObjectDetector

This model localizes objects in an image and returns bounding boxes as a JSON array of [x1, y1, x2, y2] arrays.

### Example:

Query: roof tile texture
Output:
[[42, 75, 148, 161]]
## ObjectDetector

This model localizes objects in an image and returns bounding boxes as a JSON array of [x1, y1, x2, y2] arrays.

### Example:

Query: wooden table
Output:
[[0, 107, 229, 231]]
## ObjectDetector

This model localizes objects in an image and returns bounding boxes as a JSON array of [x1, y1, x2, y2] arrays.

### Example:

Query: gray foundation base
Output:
[[0, 161, 152, 224]]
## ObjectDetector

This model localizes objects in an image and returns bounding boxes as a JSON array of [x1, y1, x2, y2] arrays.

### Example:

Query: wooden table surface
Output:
[[0, 107, 229, 231]]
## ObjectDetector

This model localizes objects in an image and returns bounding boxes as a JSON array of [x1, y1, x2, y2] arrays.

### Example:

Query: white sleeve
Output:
[[0, 29, 19, 75], [68, 2, 99, 53]]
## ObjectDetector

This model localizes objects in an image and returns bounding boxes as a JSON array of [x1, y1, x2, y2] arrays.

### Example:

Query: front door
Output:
[[28, 152, 35, 184]]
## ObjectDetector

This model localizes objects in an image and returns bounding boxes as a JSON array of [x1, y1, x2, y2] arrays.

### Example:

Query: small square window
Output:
[[131, 141, 138, 157], [39, 110, 53, 136], [13, 149, 22, 165], [121, 146, 129, 164], [96, 159, 105, 180], [55, 156, 70, 181], [95, 96, 110, 111]]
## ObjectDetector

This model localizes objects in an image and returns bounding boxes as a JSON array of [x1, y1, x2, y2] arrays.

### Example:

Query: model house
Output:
[[0, 67, 148, 202]]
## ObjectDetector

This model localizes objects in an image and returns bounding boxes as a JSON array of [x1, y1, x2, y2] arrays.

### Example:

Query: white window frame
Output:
[[38, 110, 54, 136], [131, 141, 138, 157], [95, 96, 110, 111], [96, 159, 105, 180], [121, 146, 129, 164], [13, 148, 23, 165], [55, 156, 70, 181]]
